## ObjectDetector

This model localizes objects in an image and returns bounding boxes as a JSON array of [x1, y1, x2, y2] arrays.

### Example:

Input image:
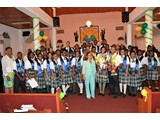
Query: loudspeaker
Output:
[[157, 24, 160, 29], [22, 31, 30, 36], [122, 12, 129, 23], [53, 17, 60, 27]]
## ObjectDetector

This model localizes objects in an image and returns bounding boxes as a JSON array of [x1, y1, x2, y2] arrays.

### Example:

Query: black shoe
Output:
[[64, 95, 68, 97], [78, 93, 83, 96], [101, 93, 105, 96], [108, 93, 113, 96], [71, 92, 76, 95], [128, 93, 132, 96], [154, 89, 159, 92], [132, 94, 136, 97], [113, 95, 118, 99], [122, 94, 126, 98], [98, 93, 102, 95], [119, 92, 123, 96]]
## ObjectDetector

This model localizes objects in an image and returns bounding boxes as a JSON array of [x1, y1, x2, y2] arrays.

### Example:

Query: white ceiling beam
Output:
[[16, 7, 53, 27], [133, 21, 160, 25], [128, 7, 156, 24]]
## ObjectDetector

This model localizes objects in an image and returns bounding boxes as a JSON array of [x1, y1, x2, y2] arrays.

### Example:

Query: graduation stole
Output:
[[68, 57, 74, 70], [129, 58, 139, 74], [110, 53, 117, 65], [122, 56, 127, 72], [16, 59, 25, 76], [139, 56, 144, 62], [98, 54, 107, 63], [60, 56, 69, 74], [148, 57, 157, 70], [46, 59, 51, 76], [97, 46, 100, 53], [52, 59, 59, 77], [28, 58, 34, 70], [37, 60, 44, 77], [92, 52, 97, 62], [75, 56, 82, 73]]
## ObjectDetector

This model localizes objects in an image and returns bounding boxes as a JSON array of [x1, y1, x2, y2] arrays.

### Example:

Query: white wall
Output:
[[0, 24, 24, 56], [56, 12, 127, 47]]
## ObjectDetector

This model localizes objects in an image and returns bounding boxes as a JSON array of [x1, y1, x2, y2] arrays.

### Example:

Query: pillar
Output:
[[145, 9, 153, 51], [33, 17, 40, 50], [52, 27, 57, 51], [127, 24, 132, 46]]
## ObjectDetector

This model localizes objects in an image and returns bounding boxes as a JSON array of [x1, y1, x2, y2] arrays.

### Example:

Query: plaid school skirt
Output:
[[3, 72, 14, 88], [147, 69, 158, 80], [50, 77, 61, 88], [74, 73, 84, 83], [60, 73, 73, 85], [119, 70, 129, 83], [25, 69, 35, 87], [140, 68, 146, 82], [96, 70, 109, 83], [127, 74, 142, 87], [36, 75, 46, 89]]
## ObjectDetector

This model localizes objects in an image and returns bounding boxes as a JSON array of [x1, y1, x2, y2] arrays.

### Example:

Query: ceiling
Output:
[[55, 7, 135, 16], [136, 7, 160, 22], [0, 7, 47, 29], [0, 7, 159, 29]]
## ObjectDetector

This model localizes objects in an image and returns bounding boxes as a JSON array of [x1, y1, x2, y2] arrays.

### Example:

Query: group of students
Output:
[[1, 40, 160, 99]]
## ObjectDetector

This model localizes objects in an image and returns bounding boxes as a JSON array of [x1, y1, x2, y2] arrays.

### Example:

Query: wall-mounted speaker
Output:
[[22, 31, 30, 36], [53, 17, 60, 27], [157, 24, 160, 29], [122, 12, 129, 23]]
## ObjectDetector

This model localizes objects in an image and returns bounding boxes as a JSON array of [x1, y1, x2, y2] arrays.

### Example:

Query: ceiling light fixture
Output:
[[86, 20, 92, 27]]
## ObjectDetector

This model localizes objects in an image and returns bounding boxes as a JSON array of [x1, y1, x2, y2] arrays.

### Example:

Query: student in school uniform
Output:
[[34, 53, 46, 93], [50, 52, 61, 94], [96, 47, 109, 96], [108, 45, 123, 99], [118, 48, 129, 98], [68, 50, 76, 94], [2, 47, 15, 93], [137, 50, 147, 91], [25, 51, 35, 93], [82, 52, 97, 99], [127, 51, 142, 96], [146, 50, 160, 91], [58, 49, 73, 96], [74, 51, 84, 95], [143, 45, 158, 59], [43, 52, 54, 93], [13, 52, 26, 93]]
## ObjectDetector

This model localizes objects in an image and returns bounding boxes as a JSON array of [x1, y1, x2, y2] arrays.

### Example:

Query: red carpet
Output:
[[65, 86, 140, 113]]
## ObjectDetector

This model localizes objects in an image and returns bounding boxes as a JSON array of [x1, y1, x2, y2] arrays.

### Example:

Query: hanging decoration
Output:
[[135, 26, 142, 32], [142, 23, 148, 28], [38, 30, 48, 41], [140, 22, 148, 35], [141, 29, 147, 35]]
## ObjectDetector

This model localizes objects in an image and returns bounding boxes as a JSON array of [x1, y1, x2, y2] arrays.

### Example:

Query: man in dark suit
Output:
[[64, 41, 74, 53], [0, 52, 4, 93]]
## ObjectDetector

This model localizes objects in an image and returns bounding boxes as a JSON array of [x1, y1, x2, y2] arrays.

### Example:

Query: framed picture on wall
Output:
[[79, 25, 99, 43]]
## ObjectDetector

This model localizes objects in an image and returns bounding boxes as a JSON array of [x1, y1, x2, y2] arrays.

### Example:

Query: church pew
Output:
[[0, 89, 66, 113], [138, 87, 160, 113]]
